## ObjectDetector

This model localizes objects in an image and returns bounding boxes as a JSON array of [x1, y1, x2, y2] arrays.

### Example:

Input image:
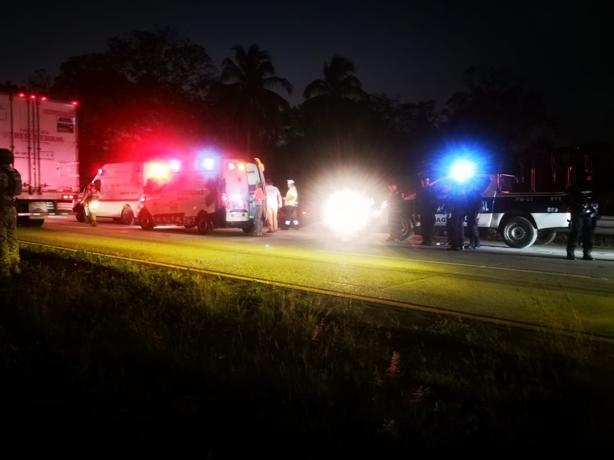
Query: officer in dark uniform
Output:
[[446, 184, 467, 251], [386, 182, 403, 241], [463, 177, 488, 249], [566, 183, 598, 260], [415, 175, 438, 245]]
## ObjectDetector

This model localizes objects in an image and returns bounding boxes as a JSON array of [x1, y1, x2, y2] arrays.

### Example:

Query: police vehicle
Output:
[[408, 173, 571, 248], [136, 155, 267, 234]]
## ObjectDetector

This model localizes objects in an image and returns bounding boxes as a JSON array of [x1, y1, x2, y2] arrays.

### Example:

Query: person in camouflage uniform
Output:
[[0, 148, 22, 277]]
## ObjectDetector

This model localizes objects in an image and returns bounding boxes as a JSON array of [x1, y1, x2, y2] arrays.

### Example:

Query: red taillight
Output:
[[29, 94, 36, 100], [71, 100, 79, 107], [41, 96, 48, 102], [18, 92, 26, 98]]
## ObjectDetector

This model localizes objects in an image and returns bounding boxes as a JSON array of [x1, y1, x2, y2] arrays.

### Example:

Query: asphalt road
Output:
[[17, 216, 614, 339]]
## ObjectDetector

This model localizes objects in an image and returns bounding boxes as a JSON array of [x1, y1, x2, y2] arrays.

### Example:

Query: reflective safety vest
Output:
[[285, 186, 298, 207]]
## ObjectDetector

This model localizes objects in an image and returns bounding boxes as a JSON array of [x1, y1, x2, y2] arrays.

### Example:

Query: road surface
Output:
[[16, 216, 614, 340]]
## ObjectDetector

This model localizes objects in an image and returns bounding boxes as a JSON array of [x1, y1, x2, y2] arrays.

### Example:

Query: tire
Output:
[[18, 217, 45, 227], [75, 205, 86, 222], [196, 212, 213, 235], [500, 216, 538, 248], [397, 216, 415, 241], [120, 206, 134, 225], [536, 230, 557, 245], [242, 222, 255, 234], [139, 208, 155, 230]]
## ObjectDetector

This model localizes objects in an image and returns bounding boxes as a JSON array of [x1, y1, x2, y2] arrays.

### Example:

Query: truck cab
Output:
[[137, 156, 266, 234]]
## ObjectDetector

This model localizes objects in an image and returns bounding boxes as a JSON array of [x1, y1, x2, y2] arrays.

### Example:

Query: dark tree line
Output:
[[6, 28, 561, 187]]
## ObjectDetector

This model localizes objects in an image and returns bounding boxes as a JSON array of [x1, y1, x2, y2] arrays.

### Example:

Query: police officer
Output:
[[446, 184, 467, 251], [415, 175, 438, 245], [386, 182, 403, 241], [566, 183, 598, 260], [0, 148, 22, 277], [463, 178, 487, 249]]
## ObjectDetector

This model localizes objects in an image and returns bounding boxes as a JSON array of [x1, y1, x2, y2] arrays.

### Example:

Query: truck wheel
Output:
[[196, 212, 213, 235], [500, 216, 538, 248], [536, 230, 557, 245], [120, 206, 135, 225], [397, 217, 415, 241], [139, 209, 155, 230], [17, 217, 45, 227], [75, 204, 86, 222]]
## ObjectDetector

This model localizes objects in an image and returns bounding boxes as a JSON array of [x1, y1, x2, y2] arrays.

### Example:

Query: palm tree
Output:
[[303, 55, 366, 102], [219, 44, 292, 154]]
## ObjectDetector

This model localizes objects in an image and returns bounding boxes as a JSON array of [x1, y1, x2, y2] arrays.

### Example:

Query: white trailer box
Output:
[[0, 92, 79, 225]]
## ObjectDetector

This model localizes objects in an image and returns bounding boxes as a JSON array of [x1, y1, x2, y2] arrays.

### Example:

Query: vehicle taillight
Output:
[[18, 92, 26, 98], [71, 100, 79, 107]]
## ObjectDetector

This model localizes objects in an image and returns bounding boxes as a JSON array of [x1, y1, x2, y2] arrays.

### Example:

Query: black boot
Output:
[[583, 251, 594, 261], [566, 248, 576, 260]]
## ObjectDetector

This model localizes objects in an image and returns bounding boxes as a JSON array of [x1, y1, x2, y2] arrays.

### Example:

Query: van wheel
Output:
[[75, 204, 86, 222], [120, 206, 134, 225], [536, 230, 557, 245], [242, 222, 255, 234], [139, 208, 155, 230], [196, 212, 213, 235], [500, 216, 537, 248]]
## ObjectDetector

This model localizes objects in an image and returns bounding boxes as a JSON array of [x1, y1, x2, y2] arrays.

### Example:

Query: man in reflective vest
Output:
[[284, 179, 299, 228]]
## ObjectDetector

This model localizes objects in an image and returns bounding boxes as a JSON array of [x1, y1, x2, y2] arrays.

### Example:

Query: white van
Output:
[[137, 156, 266, 234], [75, 161, 179, 224]]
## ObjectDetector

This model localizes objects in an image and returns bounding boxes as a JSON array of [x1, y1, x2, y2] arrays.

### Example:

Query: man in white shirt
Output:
[[265, 183, 283, 232]]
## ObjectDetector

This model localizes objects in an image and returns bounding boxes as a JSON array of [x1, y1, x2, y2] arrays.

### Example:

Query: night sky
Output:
[[2, 0, 611, 143]]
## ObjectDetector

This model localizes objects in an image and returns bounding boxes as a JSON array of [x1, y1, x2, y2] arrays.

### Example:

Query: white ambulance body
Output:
[[0, 92, 79, 225], [137, 156, 266, 234], [76, 161, 180, 224]]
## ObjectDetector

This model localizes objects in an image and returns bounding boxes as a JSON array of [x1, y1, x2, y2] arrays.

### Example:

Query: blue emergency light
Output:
[[449, 159, 476, 183]]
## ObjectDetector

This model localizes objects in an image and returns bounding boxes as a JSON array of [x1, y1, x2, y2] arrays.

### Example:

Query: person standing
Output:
[[0, 148, 22, 277], [386, 182, 403, 241], [463, 183, 484, 249], [566, 184, 598, 260], [415, 176, 438, 245], [446, 185, 467, 251], [265, 182, 283, 233], [253, 182, 266, 236], [82, 182, 100, 226], [284, 179, 299, 228]]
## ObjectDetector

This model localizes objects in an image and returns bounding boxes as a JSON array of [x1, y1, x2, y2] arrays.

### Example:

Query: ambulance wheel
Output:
[[196, 212, 213, 235], [139, 209, 155, 230], [120, 206, 135, 225], [75, 205, 86, 222], [501, 216, 537, 248], [242, 222, 254, 234], [536, 230, 557, 245]]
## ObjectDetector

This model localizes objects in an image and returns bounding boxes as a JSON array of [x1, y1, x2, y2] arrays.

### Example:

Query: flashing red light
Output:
[[29, 94, 36, 100], [41, 96, 48, 102], [71, 100, 79, 107], [169, 159, 181, 172], [18, 93, 26, 98]]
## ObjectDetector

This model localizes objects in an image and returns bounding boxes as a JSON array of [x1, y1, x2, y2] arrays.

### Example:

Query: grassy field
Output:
[[1, 247, 614, 456]]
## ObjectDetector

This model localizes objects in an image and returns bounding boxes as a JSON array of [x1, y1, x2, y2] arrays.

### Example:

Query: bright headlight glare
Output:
[[450, 159, 476, 183], [323, 190, 373, 235]]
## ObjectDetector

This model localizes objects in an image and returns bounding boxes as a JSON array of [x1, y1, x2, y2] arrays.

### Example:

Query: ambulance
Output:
[[136, 154, 267, 234], [74, 160, 180, 224]]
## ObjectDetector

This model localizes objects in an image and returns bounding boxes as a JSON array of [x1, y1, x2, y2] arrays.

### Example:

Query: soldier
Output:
[[0, 148, 22, 277], [566, 183, 598, 260]]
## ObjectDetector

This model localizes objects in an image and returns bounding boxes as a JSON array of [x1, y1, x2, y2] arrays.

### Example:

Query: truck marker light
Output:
[[18, 93, 26, 98], [71, 101, 79, 107], [30, 94, 36, 100], [41, 96, 48, 101]]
